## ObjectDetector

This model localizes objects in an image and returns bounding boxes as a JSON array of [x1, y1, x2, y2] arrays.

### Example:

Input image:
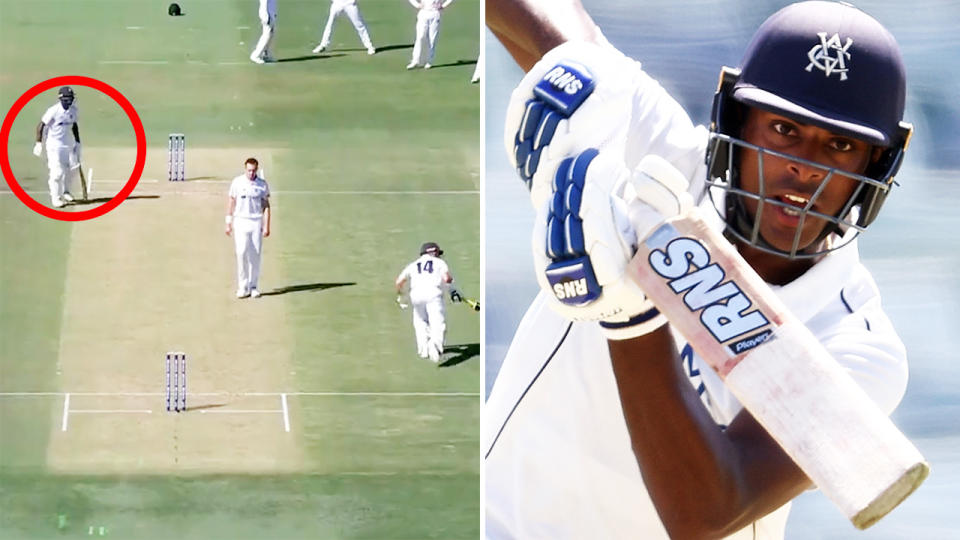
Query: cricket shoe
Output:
[[51, 197, 66, 208], [406, 62, 418, 70], [250, 288, 262, 298], [367, 47, 376, 55], [236, 289, 250, 299], [424, 63, 432, 69], [62, 192, 75, 203], [250, 54, 265, 64], [312, 43, 327, 53]]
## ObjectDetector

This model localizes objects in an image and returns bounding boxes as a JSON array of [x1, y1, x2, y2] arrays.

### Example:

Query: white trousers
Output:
[[252, 10, 277, 59], [321, 3, 374, 49], [411, 296, 446, 360], [46, 145, 76, 201], [411, 9, 441, 65], [233, 217, 263, 292]]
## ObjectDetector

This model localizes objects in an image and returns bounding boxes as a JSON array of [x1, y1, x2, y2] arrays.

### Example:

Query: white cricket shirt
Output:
[[40, 103, 78, 148], [485, 52, 908, 540], [397, 254, 450, 304], [229, 175, 270, 219]]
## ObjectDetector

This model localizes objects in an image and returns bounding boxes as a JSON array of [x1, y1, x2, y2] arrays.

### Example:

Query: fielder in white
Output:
[[34, 86, 82, 208], [395, 242, 464, 362], [226, 158, 271, 298], [250, 0, 278, 64], [486, 1, 915, 538], [471, 48, 482, 83], [406, 0, 453, 69], [312, 0, 376, 55]]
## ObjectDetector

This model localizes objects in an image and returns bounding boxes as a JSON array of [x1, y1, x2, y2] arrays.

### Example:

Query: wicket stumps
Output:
[[165, 352, 187, 412], [168, 133, 185, 181]]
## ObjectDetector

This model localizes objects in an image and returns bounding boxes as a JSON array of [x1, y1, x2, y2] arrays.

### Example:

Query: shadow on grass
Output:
[[439, 343, 479, 368], [261, 282, 356, 296], [423, 59, 478, 70], [69, 195, 160, 207], [277, 53, 347, 63], [373, 43, 413, 53]]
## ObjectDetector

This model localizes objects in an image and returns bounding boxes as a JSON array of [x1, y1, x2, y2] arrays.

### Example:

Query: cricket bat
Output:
[[626, 156, 929, 529], [77, 164, 88, 200], [465, 298, 481, 312]]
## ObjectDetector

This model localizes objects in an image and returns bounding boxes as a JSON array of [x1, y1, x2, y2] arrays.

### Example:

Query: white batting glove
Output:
[[396, 295, 409, 310], [32, 142, 42, 157], [504, 41, 646, 210], [532, 149, 692, 339], [72, 142, 82, 165]]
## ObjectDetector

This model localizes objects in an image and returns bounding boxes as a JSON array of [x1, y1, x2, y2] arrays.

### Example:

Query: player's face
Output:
[[738, 108, 877, 254], [245, 163, 258, 180], [59, 96, 74, 109]]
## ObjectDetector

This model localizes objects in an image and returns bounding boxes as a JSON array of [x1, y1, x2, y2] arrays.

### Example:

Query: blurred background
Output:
[[484, 1, 959, 537]]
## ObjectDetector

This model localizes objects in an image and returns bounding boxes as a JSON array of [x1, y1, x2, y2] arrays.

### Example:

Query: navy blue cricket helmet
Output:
[[706, 1, 912, 258]]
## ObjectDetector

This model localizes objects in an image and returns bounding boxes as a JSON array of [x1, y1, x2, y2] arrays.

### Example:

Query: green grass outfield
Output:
[[0, 1, 480, 538]]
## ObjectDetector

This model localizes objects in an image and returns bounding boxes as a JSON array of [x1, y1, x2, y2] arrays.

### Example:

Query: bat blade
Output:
[[627, 206, 928, 529], [77, 164, 88, 200], [466, 298, 481, 311]]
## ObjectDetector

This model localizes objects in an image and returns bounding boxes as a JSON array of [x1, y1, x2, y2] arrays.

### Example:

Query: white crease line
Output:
[[61, 393, 70, 431], [126, 26, 143, 30], [1, 391, 479, 397], [281, 393, 290, 432], [218, 62, 249, 65], [198, 409, 284, 414], [71, 409, 153, 414], [237, 26, 251, 30], [100, 60, 169, 65]]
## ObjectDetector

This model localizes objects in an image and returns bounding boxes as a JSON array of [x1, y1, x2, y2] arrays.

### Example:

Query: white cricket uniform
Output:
[[319, 0, 375, 52], [251, 0, 278, 61], [409, 0, 449, 66], [484, 62, 909, 539], [397, 254, 451, 360], [229, 174, 270, 293], [40, 102, 79, 202]]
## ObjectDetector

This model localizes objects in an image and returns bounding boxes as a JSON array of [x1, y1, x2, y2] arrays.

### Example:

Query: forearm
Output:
[[608, 328, 806, 537], [36, 123, 44, 142], [486, 0, 603, 71], [73, 123, 80, 143], [264, 205, 271, 230]]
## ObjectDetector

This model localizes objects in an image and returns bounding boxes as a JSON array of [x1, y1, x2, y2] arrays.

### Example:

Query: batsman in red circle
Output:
[[0, 75, 146, 222]]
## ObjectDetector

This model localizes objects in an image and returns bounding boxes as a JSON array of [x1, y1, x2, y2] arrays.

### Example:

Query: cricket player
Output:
[[395, 242, 463, 362], [471, 49, 482, 84], [34, 86, 82, 208], [406, 0, 453, 69], [226, 158, 271, 298], [250, 0, 278, 64], [312, 0, 377, 56], [485, 1, 914, 538]]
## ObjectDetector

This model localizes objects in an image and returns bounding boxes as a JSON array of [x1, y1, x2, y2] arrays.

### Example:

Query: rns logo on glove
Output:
[[533, 62, 596, 117], [545, 257, 601, 306]]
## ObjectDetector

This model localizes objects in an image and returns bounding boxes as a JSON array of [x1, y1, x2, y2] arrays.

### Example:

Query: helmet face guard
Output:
[[705, 1, 912, 259]]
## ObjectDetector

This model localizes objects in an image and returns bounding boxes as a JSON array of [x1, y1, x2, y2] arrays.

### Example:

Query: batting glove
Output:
[[72, 143, 82, 166], [504, 41, 646, 210], [32, 142, 42, 157], [532, 149, 692, 339], [396, 295, 409, 310], [450, 289, 463, 303]]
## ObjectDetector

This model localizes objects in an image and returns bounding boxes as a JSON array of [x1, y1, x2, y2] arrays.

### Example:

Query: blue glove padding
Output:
[[533, 148, 670, 339], [513, 62, 596, 190], [504, 41, 645, 210]]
